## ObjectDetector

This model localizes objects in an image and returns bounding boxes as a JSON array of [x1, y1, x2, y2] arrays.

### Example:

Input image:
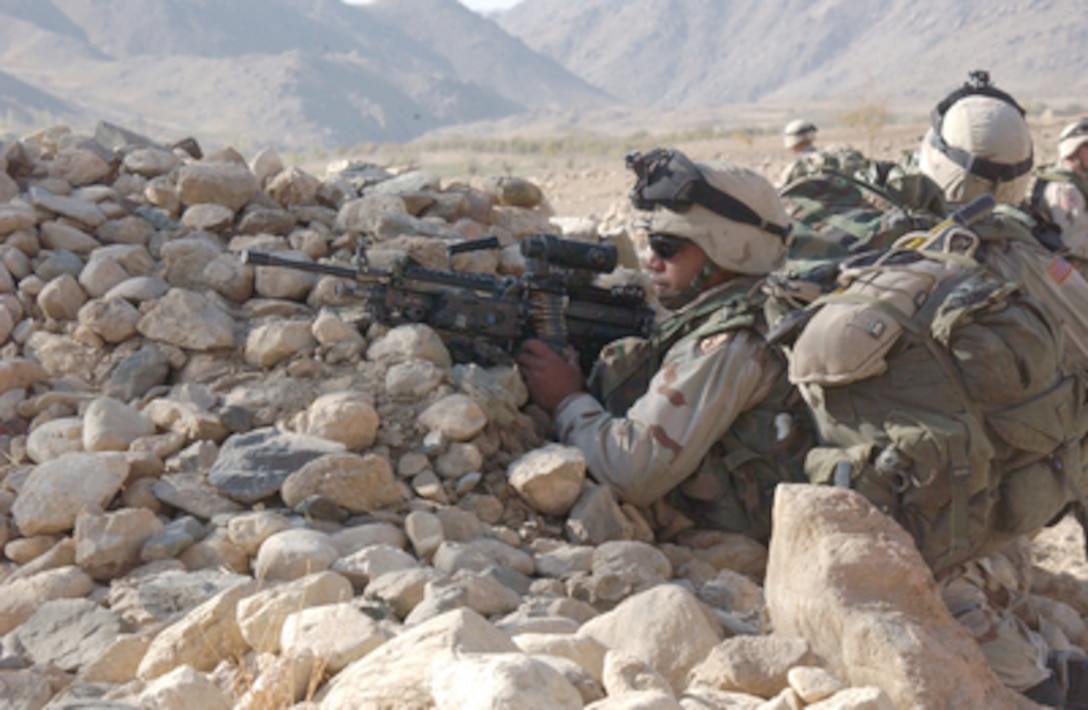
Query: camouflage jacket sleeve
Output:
[[1045, 181, 1088, 256], [552, 328, 782, 507]]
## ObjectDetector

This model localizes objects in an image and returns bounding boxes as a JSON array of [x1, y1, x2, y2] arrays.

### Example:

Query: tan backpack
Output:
[[787, 219, 1088, 575]]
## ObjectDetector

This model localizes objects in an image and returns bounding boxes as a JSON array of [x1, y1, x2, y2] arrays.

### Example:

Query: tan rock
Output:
[[137, 580, 258, 679], [236, 570, 353, 653], [764, 485, 1024, 709]]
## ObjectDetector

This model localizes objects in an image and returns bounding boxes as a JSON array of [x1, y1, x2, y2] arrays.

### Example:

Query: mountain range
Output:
[[0, 0, 1085, 150]]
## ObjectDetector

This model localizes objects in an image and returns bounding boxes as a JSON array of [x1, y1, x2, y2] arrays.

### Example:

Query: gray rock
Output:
[[565, 484, 634, 545], [107, 567, 251, 627], [35, 250, 85, 282], [207, 427, 346, 503], [103, 346, 171, 401], [152, 473, 243, 519], [14, 598, 127, 673]]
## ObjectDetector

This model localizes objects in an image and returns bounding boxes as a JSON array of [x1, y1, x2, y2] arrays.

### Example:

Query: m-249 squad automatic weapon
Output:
[[241, 234, 655, 372]]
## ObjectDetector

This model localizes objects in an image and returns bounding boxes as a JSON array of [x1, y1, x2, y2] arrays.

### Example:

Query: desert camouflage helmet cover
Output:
[[1059, 117, 1088, 161], [650, 160, 791, 275], [783, 118, 817, 148], [919, 73, 1033, 205]]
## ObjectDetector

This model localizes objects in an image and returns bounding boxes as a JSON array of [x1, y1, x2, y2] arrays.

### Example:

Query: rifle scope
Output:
[[520, 233, 617, 273]]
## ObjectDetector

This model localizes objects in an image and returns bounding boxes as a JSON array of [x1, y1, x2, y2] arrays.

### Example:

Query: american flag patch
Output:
[[1048, 257, 1075, 284]]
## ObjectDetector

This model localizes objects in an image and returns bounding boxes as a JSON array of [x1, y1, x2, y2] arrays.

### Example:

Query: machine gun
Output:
[[241, 234, 656, 373]]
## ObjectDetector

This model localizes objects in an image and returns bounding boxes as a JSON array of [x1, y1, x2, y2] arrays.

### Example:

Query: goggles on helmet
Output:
[[625, 148, 791, 242], [928, 69, 1033, 182]]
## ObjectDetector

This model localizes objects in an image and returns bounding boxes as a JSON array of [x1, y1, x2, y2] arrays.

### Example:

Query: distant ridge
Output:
[[496, 0, 1088, 109], [1, 0, 1085, 150]]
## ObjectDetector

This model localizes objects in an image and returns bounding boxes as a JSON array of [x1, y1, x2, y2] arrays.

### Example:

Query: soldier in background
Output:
[[915, 73, 1088, 709], [516, 149, 813, 544], [777, 118, 819, 186], [1031, 117, 1088, 276]]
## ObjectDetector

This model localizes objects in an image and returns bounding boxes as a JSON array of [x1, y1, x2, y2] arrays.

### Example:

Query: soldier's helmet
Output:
[[626, 148, 792, 275], [918, 70, 1033, 205], [1059, 117, 1088, 161], [783, 119, 818, 149]]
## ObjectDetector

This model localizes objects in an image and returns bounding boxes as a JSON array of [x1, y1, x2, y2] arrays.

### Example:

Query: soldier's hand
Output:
[[516, 339, 585, 414]]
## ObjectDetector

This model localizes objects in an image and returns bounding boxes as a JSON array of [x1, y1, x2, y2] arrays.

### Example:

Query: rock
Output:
[[25, 417, 84, 463], [253, 527, 339, 582], [74, 508, 165, 580], [38, 273, 88, 321], [280, 602, 389, 673], [764, 485, 1023, 709], [513, 633, 608, 684], [577, 584, 723, 693], [137, 580, 258, 679], [244, 320, 316, 367], [368, 323, 452, 368], [428, 652, 583, 710], [318, 608, 520, 708], [592, 541, 673, 600], [82, 396, 155, 451], [152, 473, 244, 519], [333, 543, 421, 588], [418, 394, 487, 441], [207, 427, 346, 504], [0, 566, 95, 635], [281, 452, 404, 514], [77, 296, 141, 342], [508, 443, 587, 516], [566, 484, 635, 545], [788, 666, 847, 704], [177, 162, 259, 211], [13, 598, 126, 672], [136, 664, 232, 710], [294, 391, 380, 450], [687, 636, 816, 698], [433, 538, 534, 577], [386, 359, 445, 398], [12, 452, 129, 536], [137, 288, 236, 350], [236, 570, 353, 653]]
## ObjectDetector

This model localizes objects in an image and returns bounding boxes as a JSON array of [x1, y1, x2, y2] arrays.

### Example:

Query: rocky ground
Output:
[[0, 119, 1084, 710]]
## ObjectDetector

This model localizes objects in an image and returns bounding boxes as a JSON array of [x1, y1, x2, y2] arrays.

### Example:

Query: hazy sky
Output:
[[345, 0, 523, 12], [460, 0, 523, 10]]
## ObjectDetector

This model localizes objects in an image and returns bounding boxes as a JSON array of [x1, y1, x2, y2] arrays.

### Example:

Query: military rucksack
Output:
[[783, 213, 1088, 576], [971, 205, 1088, 369], [768, 164, 945, 318]]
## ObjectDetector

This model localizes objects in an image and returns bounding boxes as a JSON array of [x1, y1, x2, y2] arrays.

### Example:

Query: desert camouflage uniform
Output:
[[940, 539, 1053, 692], [777, 144, 819, 188], [552, 276, 812, 541], [1041, 172, 1088, 278]]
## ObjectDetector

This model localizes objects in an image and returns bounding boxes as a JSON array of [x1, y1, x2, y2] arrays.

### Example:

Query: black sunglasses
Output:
[[648, 233, 688, 260]]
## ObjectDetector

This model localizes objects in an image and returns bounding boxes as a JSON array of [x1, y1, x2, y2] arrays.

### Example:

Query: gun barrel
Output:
[[240, 250, 360, 280]]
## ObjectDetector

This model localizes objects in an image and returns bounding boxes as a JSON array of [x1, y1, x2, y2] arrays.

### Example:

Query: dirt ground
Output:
[[384, 118, 1071, 221]]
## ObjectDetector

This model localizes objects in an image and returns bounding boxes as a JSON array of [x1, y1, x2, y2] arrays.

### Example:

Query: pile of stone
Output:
[[0, 121, 1085, 710]]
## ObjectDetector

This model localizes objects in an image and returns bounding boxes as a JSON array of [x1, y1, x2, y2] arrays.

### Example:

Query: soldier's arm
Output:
[[1046, 182, 1088, 256], [553, 329, 781, 507]]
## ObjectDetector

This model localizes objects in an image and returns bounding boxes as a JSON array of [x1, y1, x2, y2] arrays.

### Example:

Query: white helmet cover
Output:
[[1059, 117, 1088, 161]]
